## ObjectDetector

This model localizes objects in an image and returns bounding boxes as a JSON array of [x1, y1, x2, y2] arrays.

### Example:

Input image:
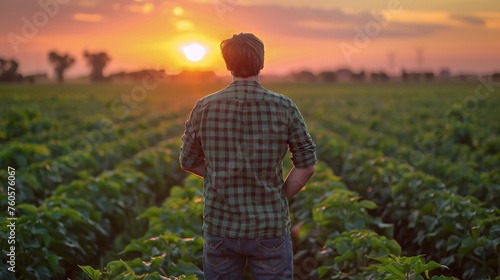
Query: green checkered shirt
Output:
[[180, 80, 316, 238]]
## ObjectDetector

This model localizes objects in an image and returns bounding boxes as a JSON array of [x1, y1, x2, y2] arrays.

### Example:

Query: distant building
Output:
[[438, 68, 451, 80], [492, 73, 500, 82], [168, 70, 218, 83], [370, 71, 390, 82], [109, 69, 166, 82], [335, 68, 354, 82], [25, 73, 48, 84], [401, 69, 435, 82], [318, 71, 336, 82], [292, 70, 316, 83]]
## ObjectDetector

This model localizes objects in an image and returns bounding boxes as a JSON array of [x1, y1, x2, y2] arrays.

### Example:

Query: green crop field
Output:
[[0, 81, 499, 280]]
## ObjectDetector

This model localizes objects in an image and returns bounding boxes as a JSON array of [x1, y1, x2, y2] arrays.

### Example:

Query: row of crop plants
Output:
[[0, 138, 186, 279], [80, 176, 205, 280], [311, 126, 500, 279], [311, 110, 499, 210], [286, 87, 499, 279], [0, 112, 185, 205]]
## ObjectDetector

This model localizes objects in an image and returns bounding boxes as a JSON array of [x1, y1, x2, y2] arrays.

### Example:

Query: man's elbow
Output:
[[180, 164, 191, 173], [297, 165, 315, 176], [304, 165, 315, 175]]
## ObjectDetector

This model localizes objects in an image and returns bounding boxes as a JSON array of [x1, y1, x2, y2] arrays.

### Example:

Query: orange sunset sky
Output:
[[1, 0, 500, 78]]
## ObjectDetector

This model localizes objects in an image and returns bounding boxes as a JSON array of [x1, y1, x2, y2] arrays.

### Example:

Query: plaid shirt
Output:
[[180, 80, 316, 238]]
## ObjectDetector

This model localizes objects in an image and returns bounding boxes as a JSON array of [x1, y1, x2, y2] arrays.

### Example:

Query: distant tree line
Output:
[[2, 51, 500, 84], [292, 68, 389, 83], [290, 68, 500, 83], [0, 58, 47, 83], [0, 50, 111, 84]]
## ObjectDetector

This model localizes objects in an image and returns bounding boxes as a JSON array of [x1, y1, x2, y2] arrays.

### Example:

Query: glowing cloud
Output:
[[173, 6, 184, 16], [72, 13, 102, 22]]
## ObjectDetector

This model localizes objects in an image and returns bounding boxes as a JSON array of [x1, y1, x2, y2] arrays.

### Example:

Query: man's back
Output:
[[181, 80, 316, 238]]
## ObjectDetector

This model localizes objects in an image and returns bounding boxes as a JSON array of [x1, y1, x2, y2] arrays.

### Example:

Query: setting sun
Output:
[[182, 43, 207, 62]]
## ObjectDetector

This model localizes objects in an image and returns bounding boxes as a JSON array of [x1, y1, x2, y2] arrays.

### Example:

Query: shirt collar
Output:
[[229, 80, 261, 87]]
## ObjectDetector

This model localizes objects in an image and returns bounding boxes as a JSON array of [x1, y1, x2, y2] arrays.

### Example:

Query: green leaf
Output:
[[106, 260, 125, 274], [179, 275, 199, 280], [358, 200, 377, 210], [318, 266, 332, 278], [430, 276, 457, 280], [24, 238, 40, 248], [18, 204, 38, 215], [48, 254, 60, 272], [34, 265, 52, 280], [60, 208, 83, 222], [386, 240, 402, 255], [139, 207, 161, 219], [422, 215, 439, 231], [173, 260, 203, 275], [120, 259, 143, 278], [375, 262, 406, 279], [415, 260, 445, 278], [143, 272, 162, 280], [122, 243, 149, 254], [446, 235, 462, 251], [458, 237, 478, 258], [78, 265, 101, 280], [296, 222, 313, 242]]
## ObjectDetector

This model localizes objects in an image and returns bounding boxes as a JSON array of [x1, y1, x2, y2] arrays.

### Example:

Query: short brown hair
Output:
[[220, 33, 264, 78]]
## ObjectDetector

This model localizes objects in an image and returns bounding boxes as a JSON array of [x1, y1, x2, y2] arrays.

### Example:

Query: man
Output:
[[179, 32, 316, 279]]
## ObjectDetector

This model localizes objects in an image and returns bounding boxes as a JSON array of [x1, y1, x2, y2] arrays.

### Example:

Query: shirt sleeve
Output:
[[179, 101, 205, 169], [288, 102, 317, 168]]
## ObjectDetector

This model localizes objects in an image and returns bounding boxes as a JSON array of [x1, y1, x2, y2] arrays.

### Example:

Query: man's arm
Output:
[[179, 101, 206, 177], [181, 163, 206, 178], [285, 102, 316, 199], [283, 165, 315, 199]]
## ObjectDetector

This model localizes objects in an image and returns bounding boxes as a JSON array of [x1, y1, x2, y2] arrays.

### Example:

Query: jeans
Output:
[[203, 232, 293, 280]]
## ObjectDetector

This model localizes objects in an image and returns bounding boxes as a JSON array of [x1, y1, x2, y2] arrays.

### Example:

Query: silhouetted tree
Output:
[[371, 71, 389, 82], [318, 71, 336, 82], [352, 70, 366, 81], [48, 51, 75, 83], [424, 72, 435, 81], [83, 50, 111, 82], [292, 70, 316, 83], [0, 58, 23, 82], [401, 69, 409, 82], [493, 73, 500, 82]]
